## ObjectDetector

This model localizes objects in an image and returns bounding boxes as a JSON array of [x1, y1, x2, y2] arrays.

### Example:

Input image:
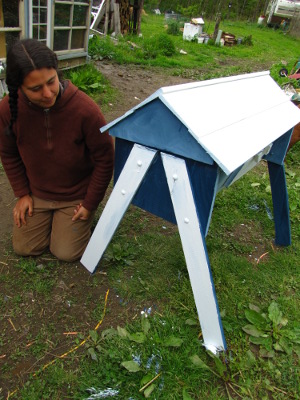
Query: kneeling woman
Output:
[[0, 39, 114, 262]]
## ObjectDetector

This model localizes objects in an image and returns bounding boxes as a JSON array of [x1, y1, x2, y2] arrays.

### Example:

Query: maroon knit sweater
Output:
[[0, 81, 114, 211]]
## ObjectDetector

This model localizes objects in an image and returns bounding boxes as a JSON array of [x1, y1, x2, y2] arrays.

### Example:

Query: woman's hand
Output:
[[72, 203, 91, 221], [13, 194, 33, 228]]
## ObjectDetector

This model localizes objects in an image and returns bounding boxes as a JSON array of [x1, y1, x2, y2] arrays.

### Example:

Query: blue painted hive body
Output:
[[81, 71, 300, 353]]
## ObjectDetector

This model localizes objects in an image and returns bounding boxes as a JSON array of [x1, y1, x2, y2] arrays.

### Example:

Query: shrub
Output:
[[143, 33, 176, 58], [88, 35, 116, 60], [167, 20, 181, 36], [63, 64, 108, 98], [242, 34, 253, 46]]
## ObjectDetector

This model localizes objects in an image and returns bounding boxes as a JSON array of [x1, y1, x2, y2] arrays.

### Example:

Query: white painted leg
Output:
[[81, 144, 157, 273], [161, 152, 226, 352]]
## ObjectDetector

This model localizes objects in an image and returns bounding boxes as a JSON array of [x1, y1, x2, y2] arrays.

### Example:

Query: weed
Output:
[[88, 35, 115, 61], [167, 20, 181, 36], [242, 302, 300, 357], [63, 64, 109, 100]]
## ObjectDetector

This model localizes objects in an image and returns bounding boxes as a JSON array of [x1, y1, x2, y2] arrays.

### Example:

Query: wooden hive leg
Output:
[[267, 161, 291, 246], [161, 152, 226, 353], [81, 144, 157, 273]]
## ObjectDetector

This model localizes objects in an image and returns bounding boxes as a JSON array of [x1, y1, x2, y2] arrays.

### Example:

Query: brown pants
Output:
[[13, 196, 95, 262]]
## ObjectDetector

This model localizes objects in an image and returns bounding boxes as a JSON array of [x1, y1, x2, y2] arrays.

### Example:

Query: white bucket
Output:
[[198, 37, 204, 44], [257, 16, 265, 25]]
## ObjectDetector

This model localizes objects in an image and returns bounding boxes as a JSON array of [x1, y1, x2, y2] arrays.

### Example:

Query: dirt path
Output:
[[95, 61, 193, 123]]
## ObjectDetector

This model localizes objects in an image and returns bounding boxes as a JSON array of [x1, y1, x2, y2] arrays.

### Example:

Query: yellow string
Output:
[[7, 289, 109, 399]]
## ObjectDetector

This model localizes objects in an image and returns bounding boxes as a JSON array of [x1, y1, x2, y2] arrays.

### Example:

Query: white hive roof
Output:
[[102, 71, 300, 174]]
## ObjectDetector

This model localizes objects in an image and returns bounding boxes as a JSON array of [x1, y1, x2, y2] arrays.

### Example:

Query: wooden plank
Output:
[[90, 0, 106, 30], [161, 152, 226, 353], [81, 144, 157, 273], [104, 0, 110, 35], [113, 2, 121, 35]]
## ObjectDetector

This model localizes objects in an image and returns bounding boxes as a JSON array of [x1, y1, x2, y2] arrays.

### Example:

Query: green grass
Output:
[[88, 14, 300, 84], [1, 13, 300, 400], [4, 144, 297, 400]]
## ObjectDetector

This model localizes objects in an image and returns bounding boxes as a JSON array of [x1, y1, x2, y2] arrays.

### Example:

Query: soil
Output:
[[0, 62, 271, 397]]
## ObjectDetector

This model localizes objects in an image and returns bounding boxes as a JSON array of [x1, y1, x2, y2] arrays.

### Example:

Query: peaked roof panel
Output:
[[101, 71, 300, 174]]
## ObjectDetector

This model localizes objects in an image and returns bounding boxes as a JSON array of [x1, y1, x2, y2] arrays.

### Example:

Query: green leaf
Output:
[[268, 301, 287, 326], [259, 348, 275, 358], [101, 328, 117, 339], [87, 347, 98, 361], [141, 316, 151, 335], [211, 355, 227, 378], [189, 354, 210, 370], [144, 383, 156, 398], [185, 318, 198, 326], [89, 330, 98, 343], [121, 360, 141, 372], [278, 337, 293, 355], [250, 335, 273, 350], [129, 332, 146, 343], [242, 324, 266, 337], [182, 388, 194, 400], [249, 303, 261, 313], [245, 309, 270, 330], [117, 326, 129, 338], [140, 373, 153, 386], [164, 336, 183, 347]]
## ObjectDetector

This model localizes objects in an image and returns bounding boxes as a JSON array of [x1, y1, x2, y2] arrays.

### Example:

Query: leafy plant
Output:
[[143, 33, 176, 58], [104, 242, 137, 266], [167, 20, 181, 36], [241, 34, 253, 46], [63, 63, 108, 99], [242, 302, 300, 357], [88, 35, 116, 61]]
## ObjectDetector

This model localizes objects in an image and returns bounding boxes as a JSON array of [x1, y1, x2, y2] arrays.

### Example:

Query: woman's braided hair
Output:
[[5, 39, 58, 135]]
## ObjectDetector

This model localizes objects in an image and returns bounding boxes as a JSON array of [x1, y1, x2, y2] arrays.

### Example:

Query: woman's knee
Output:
[[13, 238, 46, 257], [49, 244, 83, 262]]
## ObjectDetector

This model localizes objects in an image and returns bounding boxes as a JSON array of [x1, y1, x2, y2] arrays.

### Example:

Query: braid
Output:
[[6, 86, 18, 136]]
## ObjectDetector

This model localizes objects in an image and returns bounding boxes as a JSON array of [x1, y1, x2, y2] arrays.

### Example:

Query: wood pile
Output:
[[221, 32, 237, 46], [118, 0, 131, 34], [91, 0, 143, 35]]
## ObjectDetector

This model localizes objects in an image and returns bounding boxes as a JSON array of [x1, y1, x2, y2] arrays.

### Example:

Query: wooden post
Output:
[[114, 2, 121, 35], [137, 0, 144, 35], [104, 0, 110, 35], [213, 13, 222, 40]]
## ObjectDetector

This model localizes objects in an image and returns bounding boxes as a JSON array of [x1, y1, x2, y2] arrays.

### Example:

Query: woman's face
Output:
[[21, 68, 60, 108]]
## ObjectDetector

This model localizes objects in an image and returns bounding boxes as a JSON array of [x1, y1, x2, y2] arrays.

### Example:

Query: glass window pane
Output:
[[71, 29, 85, 49], [73, 5, 87, 26], [2, 0, 19, 27], [54, 29, 69, 51], [32, 25, 38, 39], [74, 0, 89, 3], [55, 4, 71, 26], [33, 25, 47, 40], [32, 8, 39, 23], [40, 0, 47, 6], [39, 25, 47, 40], [40, 8, 47, 23], [33, 0, 39, 6]]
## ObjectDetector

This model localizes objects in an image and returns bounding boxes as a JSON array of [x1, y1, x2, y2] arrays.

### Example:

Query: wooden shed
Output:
[[0, 0, 92, 72], [81, 71, 300, 353]]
